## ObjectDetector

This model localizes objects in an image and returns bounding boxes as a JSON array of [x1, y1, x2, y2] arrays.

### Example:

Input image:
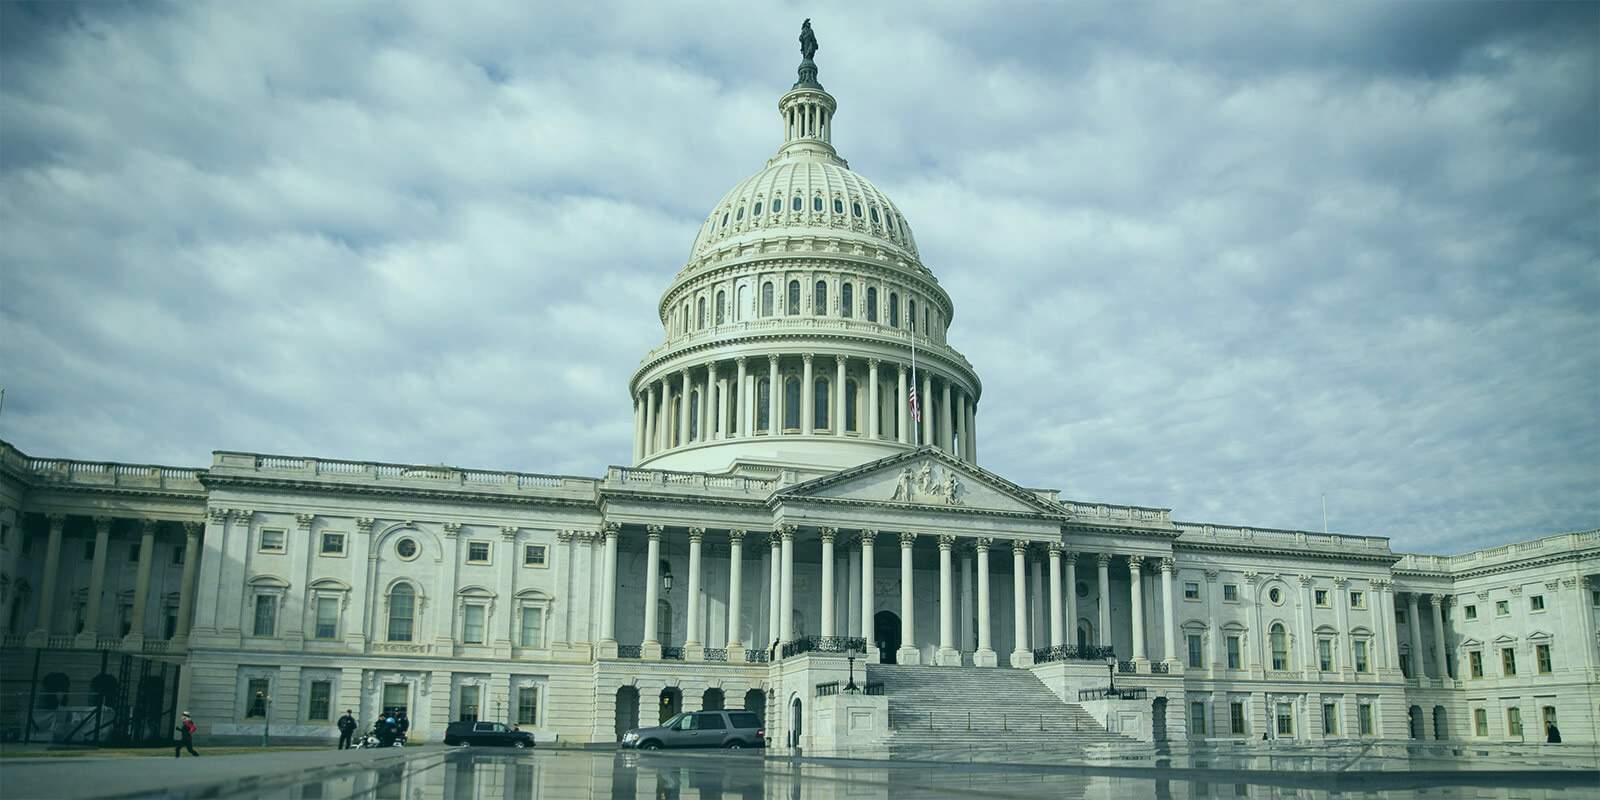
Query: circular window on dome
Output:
[[792, 196, 803, 211], [813, 196, 823, 212], [834, 199, 843, 214], [721, 212, 729, 227], [852, 201, 862, 217], [754, 201, 763, 215], [736, 206, 744, 221], [870, 207, 880, 224], [1268, 587, 1283, 605], [396, 538, 419, 560]]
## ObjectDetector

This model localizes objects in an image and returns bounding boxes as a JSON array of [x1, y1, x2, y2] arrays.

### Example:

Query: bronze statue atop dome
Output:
[[800, 19, 819, 61], [795, 20, 822, 89]]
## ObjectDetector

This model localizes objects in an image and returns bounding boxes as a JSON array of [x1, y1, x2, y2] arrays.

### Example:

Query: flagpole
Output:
[[910, 328, 918, 445]]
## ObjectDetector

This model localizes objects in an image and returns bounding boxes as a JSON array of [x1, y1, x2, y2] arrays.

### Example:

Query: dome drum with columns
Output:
[[630, 55, 980, 476]]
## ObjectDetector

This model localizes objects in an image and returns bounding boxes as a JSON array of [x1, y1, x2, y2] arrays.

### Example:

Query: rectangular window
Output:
[[382, 683, 409, 716], [459, 685, 480, 722], [1469, 650, 1483, 678], [1222, 584, 1238, 602], [1349, 590, 1364, 609], [128, 543, 141, 563], [1314, 589, 1329, 607], [1536, 643, 1551, 674], [1358, 704, 1373, 735], [1542, 706, 1557, 728], [246, 679, 269, 718], [1321, 703, 1338, 735], [1184, 582, 1200, 600], [1474, 708, 1488, 737], [320, 533, 345, 555], [523, 544, 547, 567], [171, 545, 184, 565], [1190, 701, 1207, 735], [466, 541, 490, 564], [253, 595, 277, 637], [1354, 640, 1370, 673], [1399, 653, 1412, 678], [1187, 634, 1203, 668], [1529, 595, 1544, 612], [521, 608, 543, 648], [463, 604, 485, 644], [1495, 600, 1509, 616], [1226, 636, 1241, 669], [1501, 647, 1517, 676], [1395, 608, 1407, 624], [84, 540, 95, 560], [518, 686, 539, 726], [1507, 707, 1522, 738], [1276, 703, 1294, 736], [119, 603, 133, 636], [1230, 702, 1247, 735], [307, 681, 331, 721], [164, 609, 177, 640], [259, 529, 285, 553], [1319, 639, 1334, 672], [1464, 605, 1477, 620], [314, 597, 339, 640]]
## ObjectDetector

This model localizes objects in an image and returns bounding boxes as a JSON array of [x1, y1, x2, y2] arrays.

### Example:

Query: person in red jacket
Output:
[[174, 712, 199, 757]]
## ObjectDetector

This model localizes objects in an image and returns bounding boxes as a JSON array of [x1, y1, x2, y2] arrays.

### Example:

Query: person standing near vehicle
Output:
[[174, 712, 198, 757], [337, 710, 358, 749]]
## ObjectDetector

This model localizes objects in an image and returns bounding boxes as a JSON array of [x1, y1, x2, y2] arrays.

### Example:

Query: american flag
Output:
[[908, 384, 922, 423]]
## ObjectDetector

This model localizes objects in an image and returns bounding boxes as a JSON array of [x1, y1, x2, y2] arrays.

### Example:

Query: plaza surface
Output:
[[0, 742, 1594, 800]]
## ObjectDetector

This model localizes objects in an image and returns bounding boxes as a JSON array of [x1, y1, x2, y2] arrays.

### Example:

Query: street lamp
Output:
[[257, 691, 272, 748], [845, 643, 861, 692]]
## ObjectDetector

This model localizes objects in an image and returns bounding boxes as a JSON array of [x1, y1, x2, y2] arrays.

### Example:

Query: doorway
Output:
[[614, 686, 639, 741], [659, 687, 681, 724], [790, 697, 803, 748], [874, 611, 901, 664], [1152, 697, 1168, 742]]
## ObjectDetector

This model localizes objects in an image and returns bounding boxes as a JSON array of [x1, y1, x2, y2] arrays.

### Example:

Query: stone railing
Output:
[[1032, 644, 1116, 664], [604, 467, 779, 496], [1395, 529, 1600, 573], [2, 441, 206, 493], [1176, 522, 1392, 553], [703, 648, 727, 663], [1078, 687, 1147, 701], [745, 649, 770, 664], [213, 452, 595, 497], [1, 634, 25, 648], [1060, 501, 1172, 526], [781, 636, 868, 658]]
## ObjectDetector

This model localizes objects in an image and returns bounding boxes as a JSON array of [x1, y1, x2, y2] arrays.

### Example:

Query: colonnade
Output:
[[633, 353, 977, 463]]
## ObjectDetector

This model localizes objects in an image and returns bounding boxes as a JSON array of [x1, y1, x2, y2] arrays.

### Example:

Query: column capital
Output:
[[1243, 570, 1261, 585], [231, 509, 255, 524], [818, 526, 837, 543], [499, 525, 519, 541], [355, 517, 376, 534], [687, 527, 705, 542], [834, 354, 846, 367], [777, 524, 797, 541], [705, 361, 717, 373], [735, 355, 748, 367], [295, 513, 315, 531], [1096, 552, 1113, 567], [858, 529, 878, 546], [91, 515, 113, 534], [46, 512, 67, 529], [1047, 541, 1064, 555], [1011, 539, 1029, 556], [556, 530, 576, 544], [182, 521, 201, 537], [899, 532, 917, 548], [140, 519, 161, 535], [868, 358, 881, 369], [1368, 577, 1386, 591], [603, 520, 621, 536], [973, 536, 993, 552], [1160, 557, 1176, 573], [938, 534, 956, 551], [679, 368, 690, 379], [1127, 555, 1144, 571], [1331, 576, 1349, 587], [727, 529, 747, 545], [897, 363, 906, 376], [1426, 593, 1446, 607], [1062, 550, 1077, 563], [646, 524, 665, 540], [802, 353, 814, 364], [442, 522, 463, 537], [1297, 573, 1313, 587], [1205, 569, 1220, 582], [768, 354, 779, 367]]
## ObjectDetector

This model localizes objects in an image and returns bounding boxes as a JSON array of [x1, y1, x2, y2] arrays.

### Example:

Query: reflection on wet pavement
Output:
[[111, 742, 1599, 800]]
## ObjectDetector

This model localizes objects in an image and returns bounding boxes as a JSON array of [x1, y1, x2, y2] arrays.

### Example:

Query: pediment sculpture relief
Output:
[[890, 461, 962, 505]]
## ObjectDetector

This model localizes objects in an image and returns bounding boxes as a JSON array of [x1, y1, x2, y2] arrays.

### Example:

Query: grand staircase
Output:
[[866, 663, 1143, 758]]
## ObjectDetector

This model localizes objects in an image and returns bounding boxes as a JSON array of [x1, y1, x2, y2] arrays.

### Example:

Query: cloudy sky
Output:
[[1, 1, 1594, 555]]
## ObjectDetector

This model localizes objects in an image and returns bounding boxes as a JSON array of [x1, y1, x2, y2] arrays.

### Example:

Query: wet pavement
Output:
[[1, 741, 1594, 799]]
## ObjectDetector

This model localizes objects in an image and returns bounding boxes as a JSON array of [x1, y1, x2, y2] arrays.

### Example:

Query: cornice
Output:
[[770, 492, 1070, 524], [665, 251, 952, 317], [631, 330, 980, 395], [1395, 550, 1595, 582], [200, 474, 596, 510], [596, 489, 769, 512], [1175, 539, 1401, 565]]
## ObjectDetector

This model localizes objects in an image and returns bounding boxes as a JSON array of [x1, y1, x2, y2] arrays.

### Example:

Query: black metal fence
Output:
[[1078, 687, 1148, 701], [617, 645, 642, 659], [1, 648, 182, 747], [1031, 644, 1116, 664], [703, 648, 727, 662], [816, 681, 885, 698], [744, 650, 769, 664], [1150, 662, 1170, 674], [780, 636, 868, 658], [1117, 660, 1136, 673], [661, 647, 684, 661]]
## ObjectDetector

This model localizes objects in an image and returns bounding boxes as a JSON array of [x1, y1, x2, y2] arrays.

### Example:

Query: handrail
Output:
[[1079, 687, 1147, 701], [1032, 644, 1115, 663], [1116, 660, 1136, 674], [703, 648, 727, 662], [781, 635, 868, 658], [661, 646, 685, 661]]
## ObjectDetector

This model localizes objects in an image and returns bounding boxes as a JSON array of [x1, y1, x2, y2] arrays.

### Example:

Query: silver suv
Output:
[[621, 710, 765, 750]]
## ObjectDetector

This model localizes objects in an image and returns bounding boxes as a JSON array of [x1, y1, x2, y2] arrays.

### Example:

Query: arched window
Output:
[[870, 206, 880, 224], [736, 285, 747, 321], [735, 205, 744, 221], [697, 297, 706, 330], [1271, 623, 1289, 670], [889, 293, 899, 327], [815, 280, 827, 316], [845, 379, 858, 432], [787, 280, 800, 315], [792, 196, 803, 212], [924, 308, 930, 334], [812, 196, 822, 211], [841, 283, 853, 318], [761, 282, 774, 317], [784, 377, 801, 430], [689, 390, 701, 441], [908, 300, 917, 331], [852, 201, 862, 217], [683, 302, 690, 333], [716, 290, 726, 325], [757, 379, 771, 432], [814, 377, 830, 430], [834, 198, 844, 214], [388, 584, 416, 642], [754, 200, 763, 216], [866, 287, 877, 322]]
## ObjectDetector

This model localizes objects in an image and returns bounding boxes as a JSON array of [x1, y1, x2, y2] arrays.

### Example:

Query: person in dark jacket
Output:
[[337, 710, 358, 749], [1546, 721, 1562, 743], [174, 712, 199, 757]]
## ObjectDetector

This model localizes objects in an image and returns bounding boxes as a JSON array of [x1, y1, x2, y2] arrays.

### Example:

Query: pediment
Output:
[[773, 447, 1067, 518]]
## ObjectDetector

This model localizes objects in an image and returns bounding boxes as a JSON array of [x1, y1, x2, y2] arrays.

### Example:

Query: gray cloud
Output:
[[1, 1, 1594, 555]]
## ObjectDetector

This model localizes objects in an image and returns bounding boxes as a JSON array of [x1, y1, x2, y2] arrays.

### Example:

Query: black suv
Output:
[[621, 710, 765, 750], [443, 720, 536, 748]]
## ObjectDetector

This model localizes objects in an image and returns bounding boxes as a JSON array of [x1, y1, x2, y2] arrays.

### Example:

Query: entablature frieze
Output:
[[631, 331, 979, 396], [1174, 540, 1402, 566]]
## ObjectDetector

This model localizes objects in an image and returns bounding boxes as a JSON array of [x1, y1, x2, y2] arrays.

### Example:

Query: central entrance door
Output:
[[874, 611, 901, 664]]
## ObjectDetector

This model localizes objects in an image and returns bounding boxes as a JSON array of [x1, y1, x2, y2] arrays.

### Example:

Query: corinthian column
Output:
[[1429, 594, 1449, 681], [1096, 554, 1112, 647], [867, 360, 881, 439], [1047, 543, 1064, 648], [642, 526, 663, 658], [819, 528, 837, 636], [1129, 556, 1147, 662], [801, 355, 815, 435], [898, 533, 918, 664], [600, 523, 619, 649], [939, 380, 953, 451], [1160, 558, 1178, 664], [734, 357, 749, 438], [896, 365, 909, 443], [834, 356, 847, 436], [705, 363, 719, 441], [79, 516, 113, 644], [685, 528, 704, 655], [1010, 541, 1033, 667], [766, 355, 779, 436], [921, 373, 934, 446], [859, 530, 877, 657], [779, 525, 796, 642], [678, 370, 692, 446], [169, 521, 201, 648], [937, 535, 958, 665], [974, 538, 996, 667], [126, 519, 158, 645], [726, 530, 746, 659]]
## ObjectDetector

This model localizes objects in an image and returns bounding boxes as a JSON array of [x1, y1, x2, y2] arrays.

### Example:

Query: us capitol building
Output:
[[1, 29, 1596, 750]]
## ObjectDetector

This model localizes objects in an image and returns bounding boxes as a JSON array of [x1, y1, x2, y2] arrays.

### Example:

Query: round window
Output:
[[1268, 587, 1283, 604], [1076, 581, 1089, 598], [396, 538, 418, 559]]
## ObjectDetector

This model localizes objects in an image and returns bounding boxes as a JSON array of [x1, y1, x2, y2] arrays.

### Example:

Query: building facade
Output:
[[2, 36, 1596, 749]]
